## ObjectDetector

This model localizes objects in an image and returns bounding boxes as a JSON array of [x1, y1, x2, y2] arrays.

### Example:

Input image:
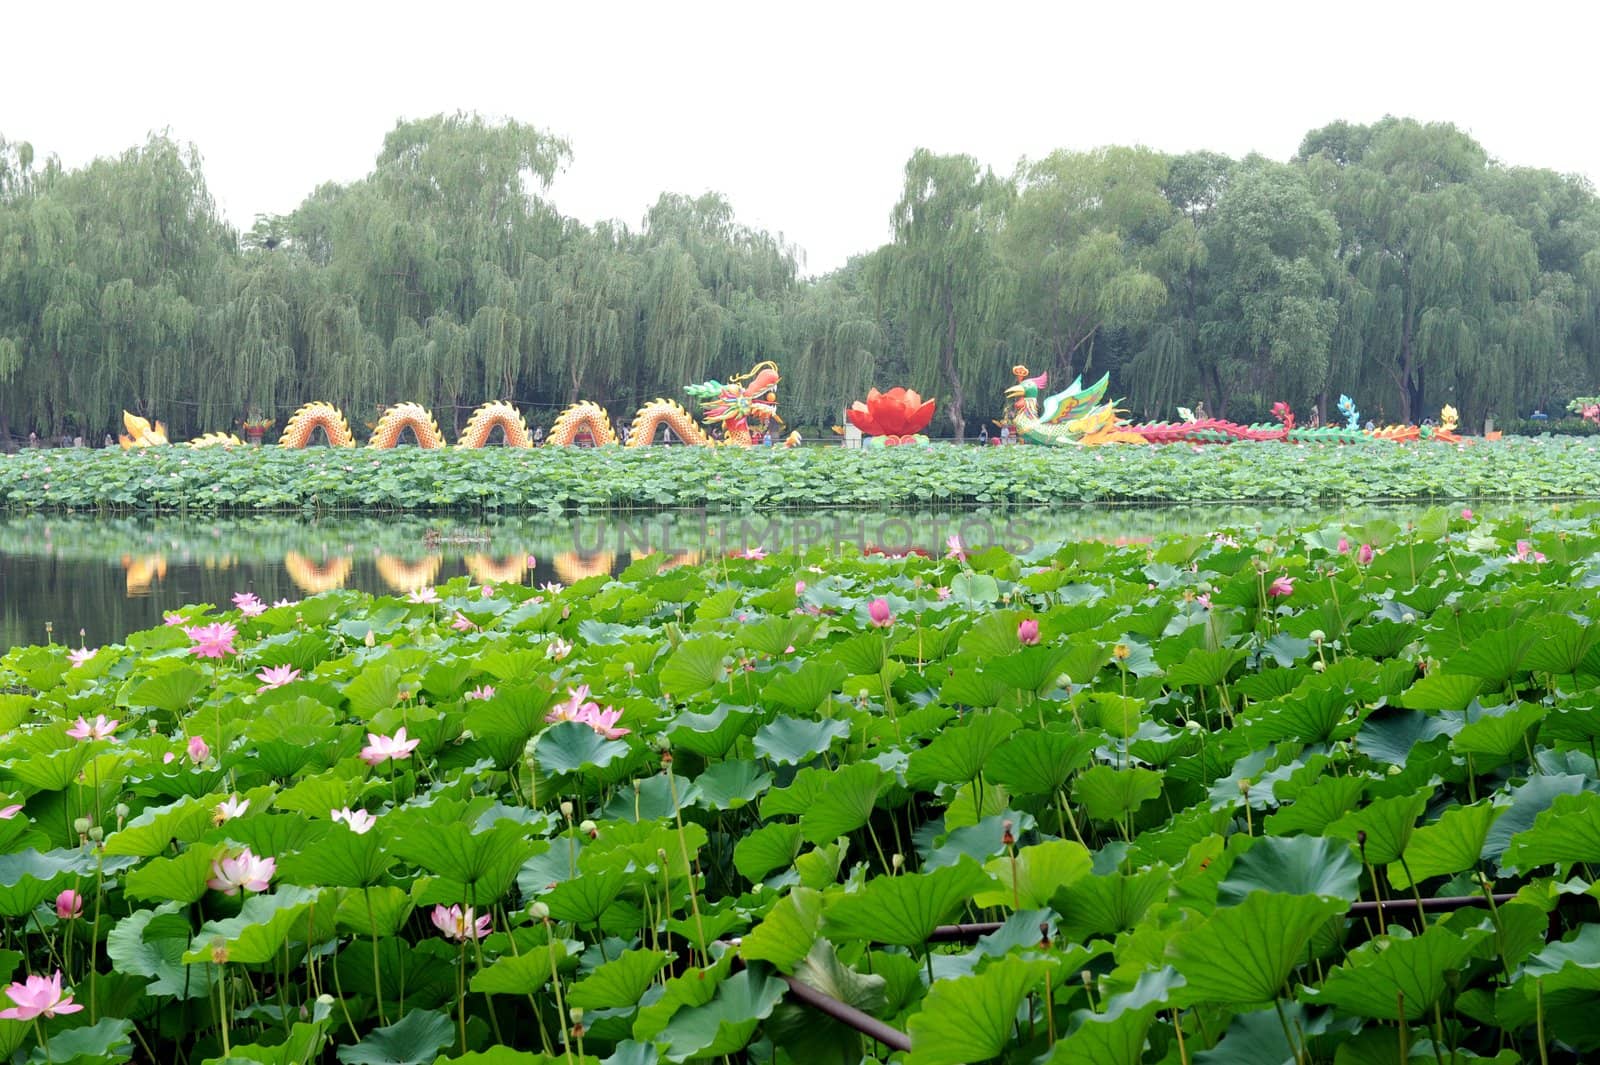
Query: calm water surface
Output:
[[0, 504, 1490, 650]]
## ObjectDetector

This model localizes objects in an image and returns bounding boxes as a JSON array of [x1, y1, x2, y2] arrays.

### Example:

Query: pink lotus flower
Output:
[[578, 704, 630, 740], [1018, 618, 1040, 645], [868, 598, 893, 627], [187, 735, 210, 763], [331, 807, 376, 834], [233, 592, 266, 617], [0, 971, 83, 1021], [1354, 543, 1373, 565], [360, 727, 420, 766], [255, 665, 300, 693], [740, 546, 767, 560], [1461, 508, 1474, 521], [163, 612, 186, 626], [794, 581, 806, 595], [66, 715, 118, 742], [431, 904, 491, 941], [479, 584, 494, 598], [465, 684, 495, 701], [451, 612, 475, 632], [272, 598, 296, 609], [67, 646, 97, 668], [214, 795, 250, 822], [1214, 534, 1238, 548], [185, 621, 237, 659], [0, 804, 22, 820], [162, 752, 176, 764], [1336, 538, 1350, 555], [1268, 576, 1295, 598], [408, 586, 441, 605], [55, 889, 82, 920], [546, 637, 573, 661], [208, 848, 275, 895], [1512, 540, 1546, 563], [525, 554, 537, 567], [946, 534, 966, 561], [1196, 593, 1212, 610]]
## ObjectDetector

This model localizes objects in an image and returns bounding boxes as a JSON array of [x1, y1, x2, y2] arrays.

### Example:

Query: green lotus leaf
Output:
[[752, 716, 849, 766], [334, 1007, 454, 1064], [905, 956, 1051, 1065], [1171, 892, 1347, 1006], [1218, 834, 1362, 904], [823, 857, 991, 945], [1302, 923, 1490, 1020]]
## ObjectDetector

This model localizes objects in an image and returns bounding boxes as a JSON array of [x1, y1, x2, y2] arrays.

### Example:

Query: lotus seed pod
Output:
[[528, 902, 551, 920], [87, 826, 104, 841], [73, 817, 92, 834]]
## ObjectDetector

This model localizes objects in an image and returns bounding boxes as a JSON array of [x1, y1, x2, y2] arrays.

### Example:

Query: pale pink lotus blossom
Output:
[[868, 598, 893, 627], [66, 715, 118, 742], [331, 807, 376, 834], [214, 795, 250, 822], [431, 904, 491, 941], [544, 685, 593, 725], [465, 684, 495, 701], [233, 592, 266, 617], [360, 727, 420, 766], [67, 646, 97, 668], [408, 586, 441, 605], [540, 581, 564, 594], [578, 704, 630, 740], [1214, 534, 1238, 548], [0, 971, 83, 1020], [795, 580, 806, 595], [546, 637, 573, 661], [55, 889, 82, 920], [187, 735, 210, 763], [208, 848, 275, 895], [1357, 543, 1375, 565], [255, 665, 301, 692], [946, 534, 966, 561], [0, 804, 22, 820], [479, 584, 494, 598], [163, 612, 187, 626], [162, 752, 176, 764], [185, 621, 237, 659], [1018, 618, 1040, 645], [1196, 593, 1212, 610], [740, 546, 767, 560], [1268, 576, 1295, 598], [936, 586, 952, 600], [451, 612, 475, 632], [272, 598, 296, 609]]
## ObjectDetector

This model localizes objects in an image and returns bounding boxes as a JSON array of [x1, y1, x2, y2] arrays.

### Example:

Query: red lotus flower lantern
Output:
[[846, 387, 936, 445]]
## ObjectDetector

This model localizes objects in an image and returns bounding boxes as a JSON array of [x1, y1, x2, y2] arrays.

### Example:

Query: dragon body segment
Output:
[[1006, 366, 1471, 446], [548, 360, 796, 447]]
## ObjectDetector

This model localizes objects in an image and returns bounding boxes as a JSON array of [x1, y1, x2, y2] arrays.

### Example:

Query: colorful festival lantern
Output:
[[846, 387, 936, 445]]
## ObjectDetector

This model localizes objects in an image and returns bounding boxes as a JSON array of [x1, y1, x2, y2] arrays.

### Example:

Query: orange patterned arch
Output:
[[284, 553, 352, 594], [279, 403, 356, 448], [627, 400, 714, 447], [458, 402, 533, 448], [376, 554, 443, 593], [368, 403, 446, 449], [547, 401, 619, 447], [465, 554, 528, 584]]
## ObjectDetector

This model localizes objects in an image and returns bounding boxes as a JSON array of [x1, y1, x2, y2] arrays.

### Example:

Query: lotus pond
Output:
[[5, 436, 1600, 512], [3, 504, 1600, 1063]]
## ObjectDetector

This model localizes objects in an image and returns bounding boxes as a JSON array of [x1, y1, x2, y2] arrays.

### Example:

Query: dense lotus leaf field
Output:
[[5, 436, 1600, 511], [4, 504, 1600, 1063]]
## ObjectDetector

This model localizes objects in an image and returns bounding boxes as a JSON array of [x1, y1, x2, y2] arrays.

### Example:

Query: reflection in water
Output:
[[0, 504, 1511, 650]]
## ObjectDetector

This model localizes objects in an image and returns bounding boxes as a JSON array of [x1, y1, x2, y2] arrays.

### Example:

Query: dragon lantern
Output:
[[845, 387, 936, 445], [1005, 367, 1471, 446], [547, 360, 799, 447]]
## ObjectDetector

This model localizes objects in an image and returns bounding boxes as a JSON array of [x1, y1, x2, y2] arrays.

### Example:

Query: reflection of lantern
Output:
[[376, 555, 443, 593], [552, 551, 616, 584], [465, 554, 528, 585], [122, 554, 169, 595], [285, 553, 353, 594]]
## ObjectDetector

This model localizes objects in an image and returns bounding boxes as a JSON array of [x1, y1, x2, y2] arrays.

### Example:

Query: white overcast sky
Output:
[[8, 0, 1599, 276]]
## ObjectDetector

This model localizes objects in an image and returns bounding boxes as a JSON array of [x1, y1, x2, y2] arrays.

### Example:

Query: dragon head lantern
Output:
[[686, 360, 783, 442]]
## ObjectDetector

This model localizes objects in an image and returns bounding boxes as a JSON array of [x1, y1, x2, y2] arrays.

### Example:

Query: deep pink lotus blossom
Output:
[[255, 665, 300, 693], [187, 736, 210, 763], [0, 971, 83, 1020], [408, 586, 441, 605], [67, 646, 97, 668], [66, 715, 118, 742], [1268, 576, 1295, 598], [525, 554, 537, 568], [1357, 543, 1375, 565], [331, 807, 376, 834], [185, 622, 237, 659], [1018, 619, 1040, 645], [868, 598, 893, 627], [1461, 508, 1474, 521], [451, 613, 475, 632], [208, 848, 275, 895], [1336, 538, 1350, 555], [465, 684, 495, 701], [794, 580, 806, 596], [431, 904, 491, 941], [1512, 540, 1546, 563], [55, 889, 82, 919], [579, 704, 630, 740], [360, 727, 420, 766]]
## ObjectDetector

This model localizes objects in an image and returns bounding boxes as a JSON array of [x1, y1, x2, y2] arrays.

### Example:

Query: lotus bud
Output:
[[1238, 779, 1251, 795], [114, 803, 130, 819], [1055, 674, 1071, 690], [528, 901, 551, 921], [316, 993, 335, 1007], [579, 819, 598, 839], [73, 817, 92, 835], [363, 630, 376, 647], [1309, 630, 1325, 644], [1312, 660, 1326, 672], [569, 1007, 584, 1025], [891, 853, 904, 870], [87, 825, 103, 842], [1185, 720, 1202, 732], [559, 801, 574, 819]]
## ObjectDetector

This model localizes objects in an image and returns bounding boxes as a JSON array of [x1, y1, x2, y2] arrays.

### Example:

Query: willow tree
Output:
[[1001, 147, 1170, 399], [781, 262, 882, 427], [874, 149, 1011, 440]]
